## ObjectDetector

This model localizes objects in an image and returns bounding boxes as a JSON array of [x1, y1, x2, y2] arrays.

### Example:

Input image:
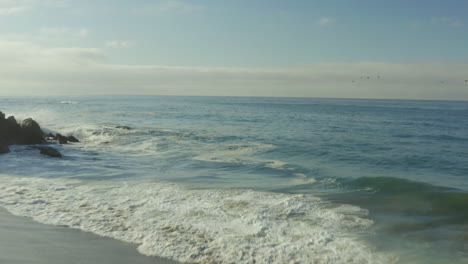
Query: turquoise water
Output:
[[1, 96, 467, 263]]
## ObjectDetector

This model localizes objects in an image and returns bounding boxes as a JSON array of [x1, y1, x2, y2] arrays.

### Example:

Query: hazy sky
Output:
[[1, 0, 467, 99]]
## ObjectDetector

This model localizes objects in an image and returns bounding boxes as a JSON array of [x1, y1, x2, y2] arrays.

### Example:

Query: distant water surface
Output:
[[0, 96, 467, 263]]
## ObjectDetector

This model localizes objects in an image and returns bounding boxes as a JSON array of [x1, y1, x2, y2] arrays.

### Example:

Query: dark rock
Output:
[[19, 118, 45, 145], [0, 114, 21, 146], [0, 139, 9, 154], [0, 111, 79, 155], [116, 126, 131, 130], [0, 145, 9, 154], [45, 133, 55, 141], [44, 133, 79, 143], [0, 113, 11, 149], [6, 116, 17, 125], [0, 112, 6, 131], [66, 135, 80, 142], [34, 146, 62, 158], [6, 116, 21, 139], [56, 134, 68, 144]]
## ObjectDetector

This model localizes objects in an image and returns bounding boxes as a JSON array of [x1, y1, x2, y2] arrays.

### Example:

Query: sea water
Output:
[[0, 96, 467, 263]]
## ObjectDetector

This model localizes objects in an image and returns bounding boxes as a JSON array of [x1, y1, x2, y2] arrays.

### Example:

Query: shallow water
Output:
[[1, 96, 467, 263], [0, 208, 177, 264]]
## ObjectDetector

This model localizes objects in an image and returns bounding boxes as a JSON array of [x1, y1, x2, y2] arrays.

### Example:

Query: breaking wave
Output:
[[0, 175, 395, 264]]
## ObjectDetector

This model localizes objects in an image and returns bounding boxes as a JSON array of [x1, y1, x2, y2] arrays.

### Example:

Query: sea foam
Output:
[[0, 174, 395, 264]]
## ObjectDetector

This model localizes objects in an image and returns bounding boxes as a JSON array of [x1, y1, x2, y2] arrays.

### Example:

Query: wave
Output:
[[60, 101, 80, 104], [333, 177, 468, 224], [52, 124, 304, 181], [420, 134, 468, 142], [394, 133, 468, 142], [192, 143, 277, 165], [0, 174, 395, 264]]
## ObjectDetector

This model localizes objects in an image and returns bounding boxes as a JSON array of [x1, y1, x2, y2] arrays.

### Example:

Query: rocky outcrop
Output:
[[0, 113, 9, 153], [0, 112, 19, 146], [56, 134, 68, 144], [115, 125, 131, 130], [50, 133, 80, 144], [19, 118, 45, 145], [0, 111, 79, 157], [33, 146, 62, 158], [67, 135, 79, 142], [6, 116, 21, 137], [0, 140, 9, 154]]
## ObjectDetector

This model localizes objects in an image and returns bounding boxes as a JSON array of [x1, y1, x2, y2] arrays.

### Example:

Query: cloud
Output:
[[0, 40, 106, 66], [318, 17, 335, 26], [431, 17, 461, 28], [105, 41, 131, 48], [39, 27, 70, 35], [38, 27, 89, 38], [0, 0, 69, 16], [77, 28, 89, 37], [0, 40, 467, 100], [40, 47, 106, 63], [0, 5, 30, 15]]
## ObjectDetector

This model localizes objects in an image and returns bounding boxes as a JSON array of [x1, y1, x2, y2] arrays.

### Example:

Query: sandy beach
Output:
[[0, 208, 178, 264]]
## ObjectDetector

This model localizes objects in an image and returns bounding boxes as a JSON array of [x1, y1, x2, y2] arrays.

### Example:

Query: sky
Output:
[[0, 0, 467, 100]]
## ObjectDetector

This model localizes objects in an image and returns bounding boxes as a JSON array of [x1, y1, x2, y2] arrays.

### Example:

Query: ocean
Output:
[[0, 96, 467, 263]]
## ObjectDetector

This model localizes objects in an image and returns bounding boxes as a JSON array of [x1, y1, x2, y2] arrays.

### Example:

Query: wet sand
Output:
[[0, 208, 179, 264]]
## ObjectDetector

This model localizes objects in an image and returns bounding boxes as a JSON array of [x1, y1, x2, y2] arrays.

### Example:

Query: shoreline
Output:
[[0, 207, 179, 264]]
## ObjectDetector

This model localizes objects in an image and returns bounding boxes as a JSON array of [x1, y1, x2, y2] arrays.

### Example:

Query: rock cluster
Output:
[[46, 133, 80, 144], [32, 146, 63, 158], [115, 125, 131, 130], [0, 111, 79, 157]]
